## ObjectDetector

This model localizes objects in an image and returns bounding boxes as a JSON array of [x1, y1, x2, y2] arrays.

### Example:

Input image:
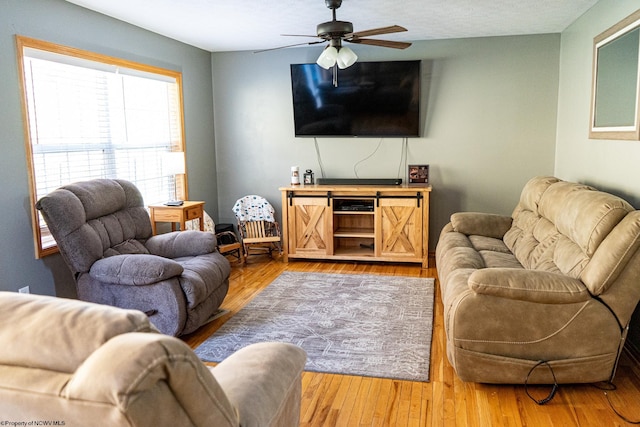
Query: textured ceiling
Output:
[[64, 0, 598, 52]]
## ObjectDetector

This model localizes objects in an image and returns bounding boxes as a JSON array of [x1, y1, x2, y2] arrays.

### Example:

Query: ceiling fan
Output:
[[258, 0, 412, 70]]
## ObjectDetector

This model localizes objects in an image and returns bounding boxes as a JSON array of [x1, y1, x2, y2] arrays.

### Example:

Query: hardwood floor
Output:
[[182, 256, 640, 426]]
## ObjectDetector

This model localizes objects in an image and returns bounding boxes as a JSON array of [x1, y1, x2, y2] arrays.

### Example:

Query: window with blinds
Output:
[[16, 36, 187, 258]]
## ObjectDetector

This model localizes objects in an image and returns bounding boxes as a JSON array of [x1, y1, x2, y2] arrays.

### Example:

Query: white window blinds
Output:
[[17, 37, 187, 257]]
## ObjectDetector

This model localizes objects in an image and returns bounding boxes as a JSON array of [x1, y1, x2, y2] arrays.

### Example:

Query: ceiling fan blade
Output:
[[348, 38, 412, 49], [346, 25, 407, 39], [254, 40, 325, 53], [281, 34, 320, 38]]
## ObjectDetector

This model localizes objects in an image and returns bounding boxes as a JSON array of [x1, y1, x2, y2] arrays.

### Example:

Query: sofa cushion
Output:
[[89, 209, 152, 254], [177, 252, 232, 309], [451, 212, 513, 239], [35, 179, 153, 274], [479, 250, 523, 269], [469, 235, 511, 253], [468, 269, 591, 304], [0, 292, 156, 373], [505, 178, 634, 279], [146, 230, 218, 258], [90, 254, 184, 286], [539, 182, 633, 257], [517, 175, 561, 213], [582, 211, 640, 297]]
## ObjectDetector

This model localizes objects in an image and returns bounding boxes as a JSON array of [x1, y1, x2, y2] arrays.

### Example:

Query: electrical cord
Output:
[[525, 361, 640, 423], [313, 137, 326, 178], [313, 137, 409, 181], [396, 137, 408, 180], [353, 138, 383, 178], [591, 382, 640, 424], [524, 360, 559, 405]]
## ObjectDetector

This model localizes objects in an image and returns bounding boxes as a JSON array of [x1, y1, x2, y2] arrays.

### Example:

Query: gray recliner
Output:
[[36, 178, 230, 336]]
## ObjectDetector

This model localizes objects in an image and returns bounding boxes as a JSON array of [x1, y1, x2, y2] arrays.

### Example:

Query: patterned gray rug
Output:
[[194, 271, 435, 382]]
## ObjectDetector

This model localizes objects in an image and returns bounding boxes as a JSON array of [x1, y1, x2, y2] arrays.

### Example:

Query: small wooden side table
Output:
[[148, 201, 205, 235]]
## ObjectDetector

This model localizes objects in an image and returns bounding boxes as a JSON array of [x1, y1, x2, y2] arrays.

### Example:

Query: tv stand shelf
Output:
[[279, 184, 431, 268], [333, 228, 375, 238]]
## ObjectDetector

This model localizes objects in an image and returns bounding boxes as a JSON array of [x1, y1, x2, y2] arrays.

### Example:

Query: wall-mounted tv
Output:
[[290, 60, 421, 137]]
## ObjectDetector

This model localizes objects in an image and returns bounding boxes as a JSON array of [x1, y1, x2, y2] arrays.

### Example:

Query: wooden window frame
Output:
[[16, 36, 188, 258]]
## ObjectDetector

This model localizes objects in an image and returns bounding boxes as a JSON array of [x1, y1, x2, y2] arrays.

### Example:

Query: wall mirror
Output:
[[590, 9, 640, 140]]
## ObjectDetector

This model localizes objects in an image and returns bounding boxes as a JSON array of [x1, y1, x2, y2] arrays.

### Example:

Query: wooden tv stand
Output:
[[279, 184, 431, 268]]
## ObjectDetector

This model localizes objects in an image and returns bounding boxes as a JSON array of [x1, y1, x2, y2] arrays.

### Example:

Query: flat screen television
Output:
[[290, 60, 421, 137]]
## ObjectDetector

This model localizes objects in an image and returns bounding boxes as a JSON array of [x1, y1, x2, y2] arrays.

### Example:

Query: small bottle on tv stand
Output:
[[291, 166, 300, 185]]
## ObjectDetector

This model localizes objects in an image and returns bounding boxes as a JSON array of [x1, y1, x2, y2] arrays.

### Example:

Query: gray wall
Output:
[[556, 0, 640, 201], [555, 0, 640, 354], [212, 34, 560, 249], [0, 0, 217, 297]]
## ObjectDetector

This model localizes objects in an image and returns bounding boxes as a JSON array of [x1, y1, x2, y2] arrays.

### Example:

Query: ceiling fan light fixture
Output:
[[316, 46, 338, 69], [261, 0, 410, 61], [336, 46, 357, 69]]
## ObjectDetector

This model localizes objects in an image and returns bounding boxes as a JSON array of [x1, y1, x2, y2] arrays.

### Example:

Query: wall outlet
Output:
[[18, 286, 30, 294]]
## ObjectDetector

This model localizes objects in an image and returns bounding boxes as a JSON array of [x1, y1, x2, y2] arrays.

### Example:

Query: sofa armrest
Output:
[[451, 212, 513, 239], [90, 254, 183, 285], [146, 230, 217, 258], [65, 333, 239, 426], [211, 342, 307, 427], [468, 268, 592, 304]]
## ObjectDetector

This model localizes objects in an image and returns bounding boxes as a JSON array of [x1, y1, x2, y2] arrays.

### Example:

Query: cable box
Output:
[[334, 200, 374, 212]]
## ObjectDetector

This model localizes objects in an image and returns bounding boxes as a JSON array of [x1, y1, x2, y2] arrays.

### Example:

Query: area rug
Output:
[[194, 271, 434, 382]]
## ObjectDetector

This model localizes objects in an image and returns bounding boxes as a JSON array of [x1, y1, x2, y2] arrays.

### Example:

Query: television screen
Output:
[[290, 60, 421, 137]]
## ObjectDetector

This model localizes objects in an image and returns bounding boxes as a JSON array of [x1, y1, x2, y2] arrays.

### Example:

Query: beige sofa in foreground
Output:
[[436, 176, 640, 384], [0, 292, 306, 426]]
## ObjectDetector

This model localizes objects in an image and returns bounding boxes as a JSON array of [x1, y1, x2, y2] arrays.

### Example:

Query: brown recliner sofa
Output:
[[436, 176, 640, 384], [0, 292, 307, 426]]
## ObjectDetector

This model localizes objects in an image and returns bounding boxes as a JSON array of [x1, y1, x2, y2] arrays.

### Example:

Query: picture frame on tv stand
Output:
[[408, 164, 429, 185]]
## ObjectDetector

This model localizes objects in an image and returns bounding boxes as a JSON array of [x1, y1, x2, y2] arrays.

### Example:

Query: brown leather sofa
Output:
[[0, 292, 306, 426], [436, 176, 640, 384]]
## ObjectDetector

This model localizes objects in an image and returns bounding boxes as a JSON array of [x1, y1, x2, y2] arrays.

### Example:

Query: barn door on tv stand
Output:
[[288, 197, 332, 257], [376, 198, 423, 262]]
